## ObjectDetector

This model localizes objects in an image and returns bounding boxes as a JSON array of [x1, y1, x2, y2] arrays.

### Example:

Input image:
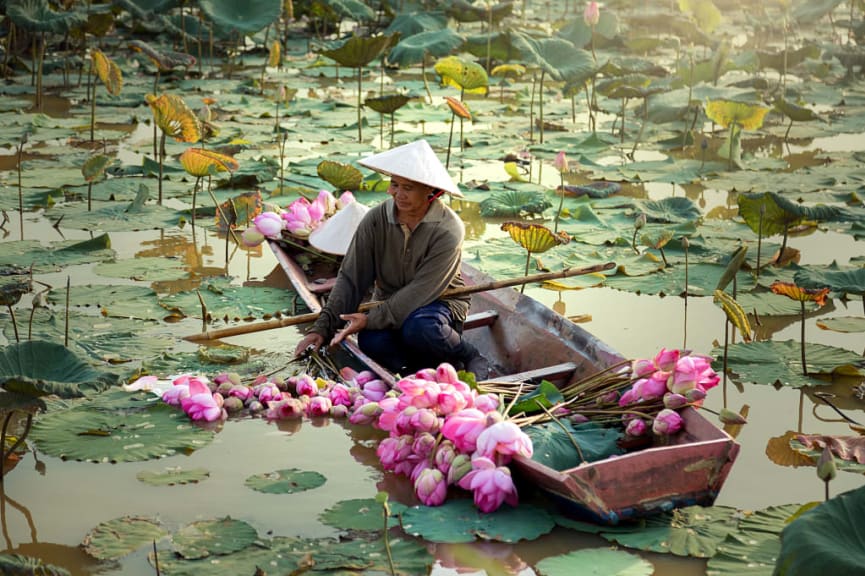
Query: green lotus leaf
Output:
[[0, 235, 114, 272], [737, 191, 850, 239], [319, 497, 407, 532], [445, 0, 513, 24], [816, 316, 865, 333], [44, 194, 181, 232], [479, 190, 552, 218], [794, 263, 865, 298], [0, 553, 70, 575], [602, 262, 755, 296], [434, 55, 489, 93], [792, 0, 845, 24], [17, 309, 175, 367], [401, 498, 556, 544], [705, 530, 783, 575], [363, 93, 412, 115], [388, 28, 465, 67], [595, 73, 654, 100], [244, 468, 327, 494], [383, 12, 448, 38], [319, 34, 397, 69], [30, 390, 215, 462], [159, 278, 299, 321], [637, 196, 702, 224], [511, 32, 595, 84], [82, 154, 112, 183], [775, 485, 865, 575], [172, 517, 258, 559], [136, 467, 210, 486], [600, 505, 739, 557], [536, 547, 653, 576], [508, 379, 564, 415], [524, 420, 623, 470], [83, 516, 168, 560], [735, 289, 823, 317], [94, 257, 188, 282], [714, 340, 865, 388], [48, 284, 162, 321], [315, 0, 375, 21], [316, 159, 364, 191], [0, 341, 118, 398], [7, 0, 87, 33], [199, 0, 281, 35]]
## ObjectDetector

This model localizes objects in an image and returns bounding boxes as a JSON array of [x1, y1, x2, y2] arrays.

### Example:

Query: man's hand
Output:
[[331, 312, 368, 346], [293, 332, 324, 358]]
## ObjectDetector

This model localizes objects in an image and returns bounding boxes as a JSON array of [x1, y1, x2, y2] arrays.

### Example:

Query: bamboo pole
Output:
[[185, 262, 615, 342]]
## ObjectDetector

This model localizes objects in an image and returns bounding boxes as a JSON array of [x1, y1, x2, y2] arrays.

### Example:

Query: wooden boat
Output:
[[268, 237, 740, 525]]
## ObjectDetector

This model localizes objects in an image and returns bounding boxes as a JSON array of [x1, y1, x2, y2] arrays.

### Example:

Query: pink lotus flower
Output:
[[435, 363, 460, 385], [337, 191, 356, 208], [474, 421, 533, 460], [473, 393, 500, 413], [282, 198, 315, 237], [349, 401, 382, 425], [434, 440, 457, 474], [162, 380, 191, 406], [441, 408, 487, 453], [265, 397, 304, 419], [253, 211, 284, 238], [554, 150, 568, 172], [228, 384, 252, 401], [415, 468, 448, 506], [255, 383, 283, 404], [294, 374, 319, 397], [459, 456, 519, 513], [663, 392, 689, 410], [328, 383, 352, 407], [376, 396, 402, 432], [436, 387, 470, 415], [653, 348, 680, 372], [583, 1, 600, 26], [447, 453, 473, 485], [638, 372, 669, 401], [351, 370, 377, 386], [307, 396, 333, 417], [409, 408, 442, 434], [361, 379, 389, 402], [412, 432, 437, 459], [180, 378, 224, 422], [625, 418, 647, 437], [316, 189, 337, 215], [652, 408, 684, 436], [632, 358, 655, 378], [377, 435, 413, 472]]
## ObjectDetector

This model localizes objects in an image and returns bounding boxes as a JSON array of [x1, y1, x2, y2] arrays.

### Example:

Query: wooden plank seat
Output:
[[463, 310, 498, 330], [491, 362, 577, 384]]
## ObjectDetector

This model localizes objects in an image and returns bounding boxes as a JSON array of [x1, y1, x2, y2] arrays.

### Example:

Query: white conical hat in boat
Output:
[[358, 139, 464, 198], [308, 201, 370, 256]]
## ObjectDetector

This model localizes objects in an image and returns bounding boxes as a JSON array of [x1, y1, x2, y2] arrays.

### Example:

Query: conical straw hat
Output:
[[308, 201, 370, 256], [358, 139, 464, 198]]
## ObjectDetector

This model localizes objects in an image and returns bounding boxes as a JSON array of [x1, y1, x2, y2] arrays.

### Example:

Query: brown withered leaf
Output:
[[766, 431, 814, 468], [795, 434, 865, 464]]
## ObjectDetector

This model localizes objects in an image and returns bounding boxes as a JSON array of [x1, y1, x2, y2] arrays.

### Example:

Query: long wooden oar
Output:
[[185, 261, 615, 342]]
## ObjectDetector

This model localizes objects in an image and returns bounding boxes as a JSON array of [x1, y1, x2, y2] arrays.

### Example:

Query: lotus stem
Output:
[[529, 73, 536, 143], [756, 205, 764, 278], [727, 122, 734, 170], [521, 251, 530, 294], [17, 138, 24, 241], [800, 300, 808, 375], [65, 276, 70, 347], [6, 306, 18, 342], [158, 132, 166, 205], [191, 176, 201, 227], [356, 65, 363, 142], [0, 412, 13, 481], [89, 59, 96, 143], [539, 70, 545, 144], [554, 173, 564, 234], [380, 498, 396, 576], [536, 400, 585, 463], [683, 239, 689, 349], [446, 110, 455, 169]]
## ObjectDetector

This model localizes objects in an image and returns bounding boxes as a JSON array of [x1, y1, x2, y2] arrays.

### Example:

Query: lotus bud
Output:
[[681, 236, 690, 250], [652, 408, 684, 436], [241, 227, 265, 247], [570, 413, 590, 424], [485, 411, 504, 427], [599, 390, 620, 405], [817, 445, 837, 482], [216, 381, 233, 396], [212, 372, 231, 385], [330, 404, 349, 418], [634, 213, 647, 230], [554, 150, 568, 173], [625, 418, 647, 437], [718, 407, 747, 425], [247, 400, 264, 413], [583, 1, 600, 26], [447, 453, 473, 485], [663, 393, 689, 410], [685, 387, 706, 403], [212, 392, 224, 408], [228, 372, 243, 386], [222, 396, 244, 414], [271, 375, 286, 391]]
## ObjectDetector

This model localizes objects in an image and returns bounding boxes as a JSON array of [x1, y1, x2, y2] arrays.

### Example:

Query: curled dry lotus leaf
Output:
[[82, 154, 112, 183], [444, 95, 472, 119], [317, 160, 363, 191], [91, 49, 123, 95], [434, 55, 489, 94], [145, 93, 202, 143], [770, 281, 830, 306], [180, 148, 240, 178], [501, 221, 571, 253], [363, 93, 412, 114]]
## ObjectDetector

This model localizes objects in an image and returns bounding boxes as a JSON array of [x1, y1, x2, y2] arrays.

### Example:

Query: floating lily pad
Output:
[[94, 257, 189, 282], [159, 278, 298, 321], [0, 340, 118, 398], [0, 235, 114, 272], [816, 316, 865, 333], [600, 505, 739, 558], [401, 498, 556, 543], [319, 497, 407, 532], [30, 390, 214, 463], [83, 516, 168, 560], [245, 468, 327, 494], [0, 553, 70, 575], [48, 284, 163, 321], [137, 467, 210, 486], [480, 190, 552, 218], [536, 547, 653, 576], [716, 340, 865, 388], [706, 529, 783, 575], [172, 517, 258, 560]]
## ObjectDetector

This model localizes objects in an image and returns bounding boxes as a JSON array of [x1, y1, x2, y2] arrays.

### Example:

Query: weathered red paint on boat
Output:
[[269, 238, 740, 524]]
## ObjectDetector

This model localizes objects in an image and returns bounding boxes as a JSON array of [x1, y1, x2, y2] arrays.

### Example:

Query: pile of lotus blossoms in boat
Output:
[[125, 347, 726, 513], [239, 188, 357, 247]]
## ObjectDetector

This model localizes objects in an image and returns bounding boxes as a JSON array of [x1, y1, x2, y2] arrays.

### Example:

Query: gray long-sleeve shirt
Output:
[[310, 197, 470, 340]]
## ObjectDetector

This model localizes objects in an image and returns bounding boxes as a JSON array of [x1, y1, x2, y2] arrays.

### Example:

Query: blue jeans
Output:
[[358, 301, 475, 375]]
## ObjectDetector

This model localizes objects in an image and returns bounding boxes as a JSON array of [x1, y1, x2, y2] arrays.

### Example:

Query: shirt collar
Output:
[[385, 197, 446, 225]]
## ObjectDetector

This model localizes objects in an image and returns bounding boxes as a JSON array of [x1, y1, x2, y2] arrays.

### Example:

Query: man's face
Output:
[[388, 175, 434, 213]]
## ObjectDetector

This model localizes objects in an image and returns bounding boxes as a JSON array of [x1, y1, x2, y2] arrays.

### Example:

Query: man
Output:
[[293, 139, 488, 379]]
